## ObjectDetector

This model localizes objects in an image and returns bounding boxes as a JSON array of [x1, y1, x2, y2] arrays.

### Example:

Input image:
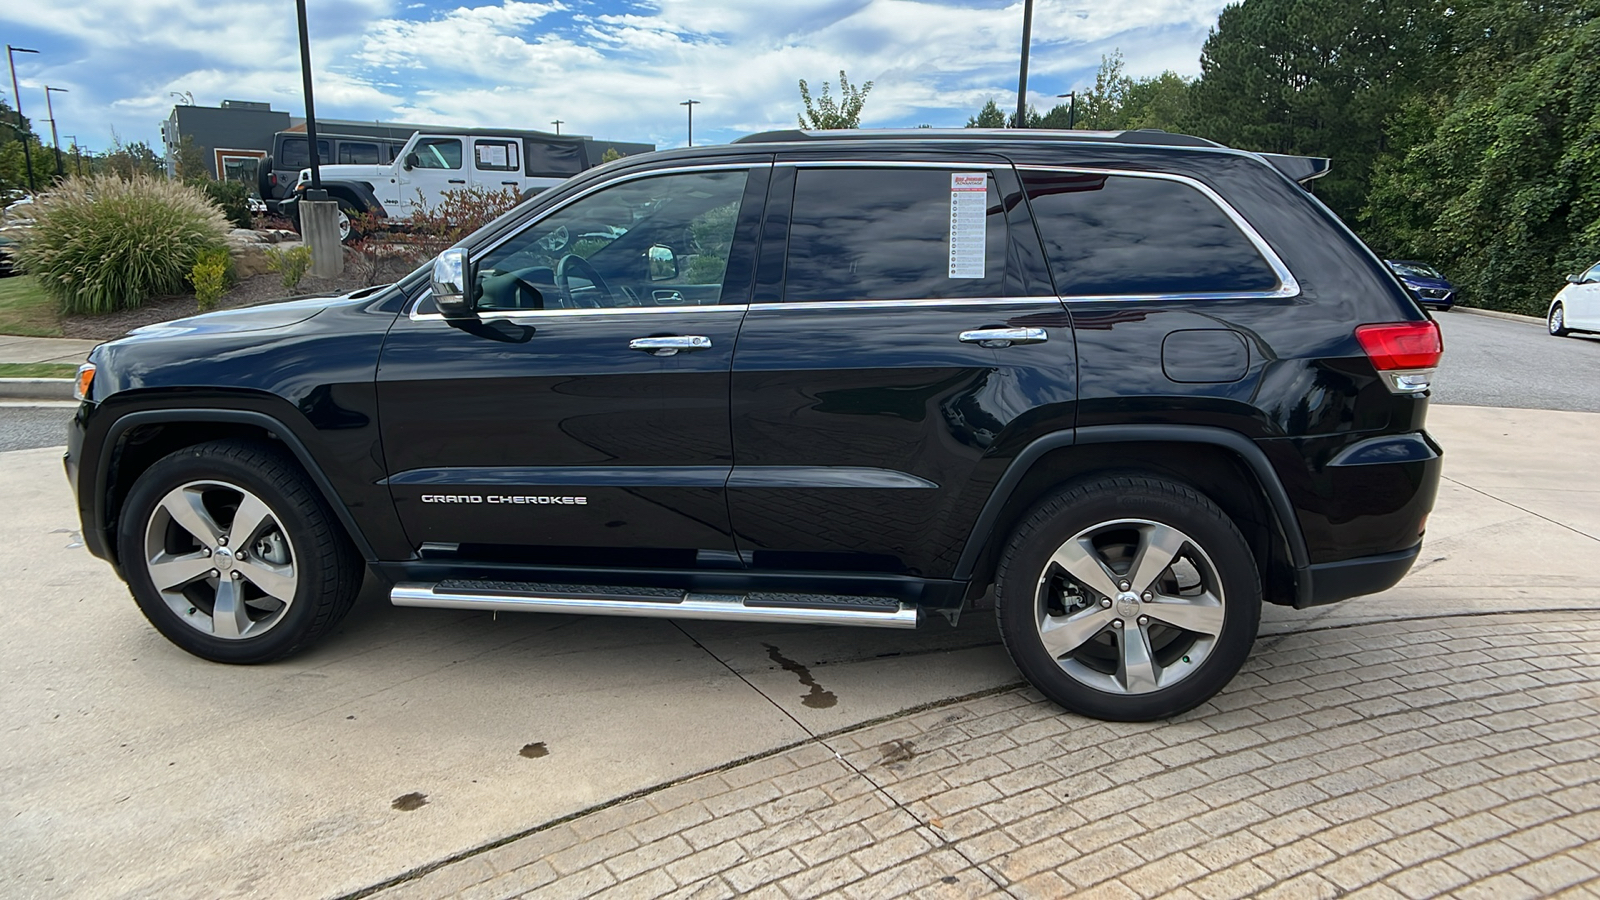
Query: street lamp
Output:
[[550, 119, 563, 135], [45, 85, 69, 178], [1015, 0, 1034, 128], [294, 0, 324, 195], [63, 134, 83, 176], [6, 45, 40, 193], [1057, 91, 1077, 129], [680, 99, 701, 147]]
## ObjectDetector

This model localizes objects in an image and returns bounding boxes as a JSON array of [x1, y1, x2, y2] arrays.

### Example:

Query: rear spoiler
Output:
[[1259, 153, 1331, 187]]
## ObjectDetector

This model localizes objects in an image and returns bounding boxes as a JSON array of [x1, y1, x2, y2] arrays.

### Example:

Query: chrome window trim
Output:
[[409, 298, 750, 323], [403, 162, 764, 319], [777, 159, 1009, 169], [746, 297, 1062, 312], [1017, 165, 1301, 302]]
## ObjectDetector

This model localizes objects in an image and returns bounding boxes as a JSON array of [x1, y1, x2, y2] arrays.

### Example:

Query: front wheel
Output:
[[994, 475, 1260, 721], [116, 440, 363, 664], [1549, 302, 1571, 337]]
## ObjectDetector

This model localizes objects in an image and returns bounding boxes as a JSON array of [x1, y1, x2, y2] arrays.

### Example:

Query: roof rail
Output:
[[733, 128, 1223, 149]]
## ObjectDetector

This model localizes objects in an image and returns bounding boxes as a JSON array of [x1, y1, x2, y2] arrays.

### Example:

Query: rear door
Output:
[[471, 137, 524, 194], [726, 154, 1073, 578]]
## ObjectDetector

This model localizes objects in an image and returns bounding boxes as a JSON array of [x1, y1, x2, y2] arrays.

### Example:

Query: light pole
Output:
[[295, 0, 324, 195], [550, 119, 563, 135], [680, 99, 700, 147], [6, 45, 39, 193], [1015, 0, 1034, 128], [63, 134, 83, 176], [45, 85, 68, 178], [1056, 91, 1077, 129]]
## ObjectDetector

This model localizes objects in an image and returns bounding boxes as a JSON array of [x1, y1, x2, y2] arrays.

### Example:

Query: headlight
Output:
[[73, 362, 95, 401]]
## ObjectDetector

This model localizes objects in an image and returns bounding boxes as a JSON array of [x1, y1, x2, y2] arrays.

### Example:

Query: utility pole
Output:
[[6, 45, 40, 193], [45, 85, 68, 178], [550, 119, 563, 135], [1015, 0, 1034, 128], [680, 99, 701, 147]]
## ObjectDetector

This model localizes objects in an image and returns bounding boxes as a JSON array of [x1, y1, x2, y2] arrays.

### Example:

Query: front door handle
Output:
[[958, 327, 1049, 348], [629, 335, 712, 356], [448, 178, 466, 184]]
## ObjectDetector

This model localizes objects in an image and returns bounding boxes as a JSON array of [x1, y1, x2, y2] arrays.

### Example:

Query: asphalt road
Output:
[[0, 310, 1592, 453]]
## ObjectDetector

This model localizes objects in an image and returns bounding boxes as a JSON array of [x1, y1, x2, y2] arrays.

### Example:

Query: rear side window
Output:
[[1021, 171, 1281, 297], [474, 139, 521, 172], [338, 142, 379, 165], [279, 139, 329, 170], [784, 167, 1009, 302]]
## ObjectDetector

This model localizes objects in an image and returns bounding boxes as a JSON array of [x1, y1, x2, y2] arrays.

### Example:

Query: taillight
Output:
[[1355, 321, 1442, 394]]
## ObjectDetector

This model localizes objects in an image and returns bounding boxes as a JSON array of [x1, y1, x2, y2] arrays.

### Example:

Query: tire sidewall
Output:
[[117, 446, 331, 664], [995, 481, 1260, 721], [1549, 303, 1567, 336]]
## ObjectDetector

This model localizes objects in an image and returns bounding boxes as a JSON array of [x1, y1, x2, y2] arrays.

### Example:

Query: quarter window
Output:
[[784, 167, 1010, 302], [1021, 171, 1281, 297], [410, 138, 463, 170]]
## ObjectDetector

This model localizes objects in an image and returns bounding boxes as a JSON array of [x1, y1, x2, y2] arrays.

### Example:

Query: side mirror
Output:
[[403, 152, 419, 171], [648, 244, 678, 282], [431, 248, 475, 319]]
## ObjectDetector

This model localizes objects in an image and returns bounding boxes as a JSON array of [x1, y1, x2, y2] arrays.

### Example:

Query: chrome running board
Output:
[[390, 581, 920, 629]]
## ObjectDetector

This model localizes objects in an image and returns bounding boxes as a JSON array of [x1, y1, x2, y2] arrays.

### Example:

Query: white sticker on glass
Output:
[[478, 143, 508, 168], [949, 172, 987, 279]]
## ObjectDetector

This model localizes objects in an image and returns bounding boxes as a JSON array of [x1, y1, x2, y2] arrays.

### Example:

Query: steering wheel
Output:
[[555, 255, 616, 309]]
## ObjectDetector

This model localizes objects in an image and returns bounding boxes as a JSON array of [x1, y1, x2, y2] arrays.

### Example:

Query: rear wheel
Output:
[[117, 440, 362, 664], [1549, 302, 1571, 337], [994, 475, 1260, 721]]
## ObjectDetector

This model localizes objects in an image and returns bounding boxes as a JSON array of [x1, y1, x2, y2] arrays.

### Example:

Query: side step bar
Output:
[[390, 581, 921, 629]]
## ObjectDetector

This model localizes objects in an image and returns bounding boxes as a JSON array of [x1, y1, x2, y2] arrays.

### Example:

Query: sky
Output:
[[0, 0, 1226, 155]]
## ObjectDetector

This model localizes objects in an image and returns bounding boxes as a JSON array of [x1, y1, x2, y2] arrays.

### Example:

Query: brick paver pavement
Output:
[[363, 611, 1600, 900]]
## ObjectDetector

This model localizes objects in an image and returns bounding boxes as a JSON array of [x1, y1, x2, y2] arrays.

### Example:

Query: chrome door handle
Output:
[[958, 327, 1049, 348], [629, 335, 712, 356]]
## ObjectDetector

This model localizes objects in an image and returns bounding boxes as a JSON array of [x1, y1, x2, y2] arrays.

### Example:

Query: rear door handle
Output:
[[629, 335, 712, 356], [958, 327, 1049, 348], [448, 178, 466, 184], [501, 181, 519, 187]]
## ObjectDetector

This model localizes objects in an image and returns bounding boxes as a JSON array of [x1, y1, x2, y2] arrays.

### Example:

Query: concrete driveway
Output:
[[1, 403, 1597, 899]]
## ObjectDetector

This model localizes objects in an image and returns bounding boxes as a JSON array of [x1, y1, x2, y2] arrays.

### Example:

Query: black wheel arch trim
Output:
[[94, 408, 379, 564], [954, 424, 1314, 605]]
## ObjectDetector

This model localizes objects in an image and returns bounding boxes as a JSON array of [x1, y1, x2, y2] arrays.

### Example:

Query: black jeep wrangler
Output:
[[65, 129, 1442, 721]]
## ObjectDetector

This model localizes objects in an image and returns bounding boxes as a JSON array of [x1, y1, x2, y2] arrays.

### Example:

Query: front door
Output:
[[394, 135, 467, 217], [727, 157, 1074, 578], [1568, 261, 1600, 329], [377, 162, 770, 567]]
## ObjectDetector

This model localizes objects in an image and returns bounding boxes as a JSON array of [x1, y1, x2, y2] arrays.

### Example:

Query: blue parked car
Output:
[[1385, 260, 1455, 310]]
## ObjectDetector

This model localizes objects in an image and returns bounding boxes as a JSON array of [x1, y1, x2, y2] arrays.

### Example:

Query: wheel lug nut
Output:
[[1118, 581, 1130, 591], [1141, 591, 1152, 602], [202, 548, 211, 557], [218, 536, 227, 546], [1111, 619, 1124, 628], [209, 569, 218, 577], [236, 551, 247, 561], [1100, 598, 1112, 609], [230, 571, 241, 579], [1137, 615, 1150, 626]]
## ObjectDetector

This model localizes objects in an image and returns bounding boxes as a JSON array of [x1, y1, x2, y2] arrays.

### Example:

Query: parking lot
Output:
[[1, 313, 1597, 899]]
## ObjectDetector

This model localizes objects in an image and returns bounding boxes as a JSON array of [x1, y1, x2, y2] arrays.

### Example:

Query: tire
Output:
[[336, 199, 361, 244], [994, 475, 1260, 721], [116, 439, 362, 664], [1549, 302, 1571, 337]]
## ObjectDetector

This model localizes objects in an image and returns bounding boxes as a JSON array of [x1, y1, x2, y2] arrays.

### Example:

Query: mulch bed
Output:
[[58, 260, 413, 342]]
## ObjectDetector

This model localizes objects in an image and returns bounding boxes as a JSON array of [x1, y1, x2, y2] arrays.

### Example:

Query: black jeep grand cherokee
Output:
[[65, 129, 1442, 721]]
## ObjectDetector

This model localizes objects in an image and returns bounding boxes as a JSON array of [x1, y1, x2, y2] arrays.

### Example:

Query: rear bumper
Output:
[[1296, 543, 1421, 608]]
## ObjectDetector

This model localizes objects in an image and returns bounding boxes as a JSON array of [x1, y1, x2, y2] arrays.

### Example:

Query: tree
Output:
[[798, 70, 873, 129], [101, 133, 163, 180], [175, 135, 211, 183], [966, 100, 1007, 128]]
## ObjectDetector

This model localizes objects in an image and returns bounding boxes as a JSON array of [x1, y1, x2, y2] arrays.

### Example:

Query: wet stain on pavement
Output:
[[879, 739, 917, 765], [391, 792, 428, 811], [763, 643, 837, 709], [520, 742, 549, 758]]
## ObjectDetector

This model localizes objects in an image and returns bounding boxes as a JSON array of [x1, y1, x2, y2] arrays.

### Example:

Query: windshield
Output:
[[1388, 261, 1442, 280]]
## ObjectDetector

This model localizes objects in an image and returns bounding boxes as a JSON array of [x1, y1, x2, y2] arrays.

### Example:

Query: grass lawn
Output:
[[0, 276, 63, 338], [0, 362, 78, 378]]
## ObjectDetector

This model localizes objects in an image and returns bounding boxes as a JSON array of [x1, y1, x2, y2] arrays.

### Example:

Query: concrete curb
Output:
[[0, 378, 75, 401], [1450, 305, 1545, 325]]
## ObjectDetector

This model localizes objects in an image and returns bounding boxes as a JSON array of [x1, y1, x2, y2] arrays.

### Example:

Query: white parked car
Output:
[[1548, 260, 1600, 337]]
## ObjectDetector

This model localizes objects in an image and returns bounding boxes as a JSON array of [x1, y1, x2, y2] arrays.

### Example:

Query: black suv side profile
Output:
[[65, 129, 1442, 721]]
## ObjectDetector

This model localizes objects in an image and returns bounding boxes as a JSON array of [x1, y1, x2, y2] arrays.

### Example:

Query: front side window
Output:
[[474, 140, 521, 172], [1584, 262, 1600, 284], [411, 138, 462, 170], [784, 167, 1009, 302], [473, 169, 750, 311], [1022, 171, 1282, 297]]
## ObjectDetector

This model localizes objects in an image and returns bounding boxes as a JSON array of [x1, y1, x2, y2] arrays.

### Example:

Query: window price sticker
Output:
[[948, 172, 988, 278]]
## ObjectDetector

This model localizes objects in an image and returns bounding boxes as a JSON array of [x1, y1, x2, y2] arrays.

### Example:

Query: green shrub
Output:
[[189, 247, 233, 311], [265, 245, 312, 292], [199, 179, 253, 229], [16, 174, 230, 315]]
